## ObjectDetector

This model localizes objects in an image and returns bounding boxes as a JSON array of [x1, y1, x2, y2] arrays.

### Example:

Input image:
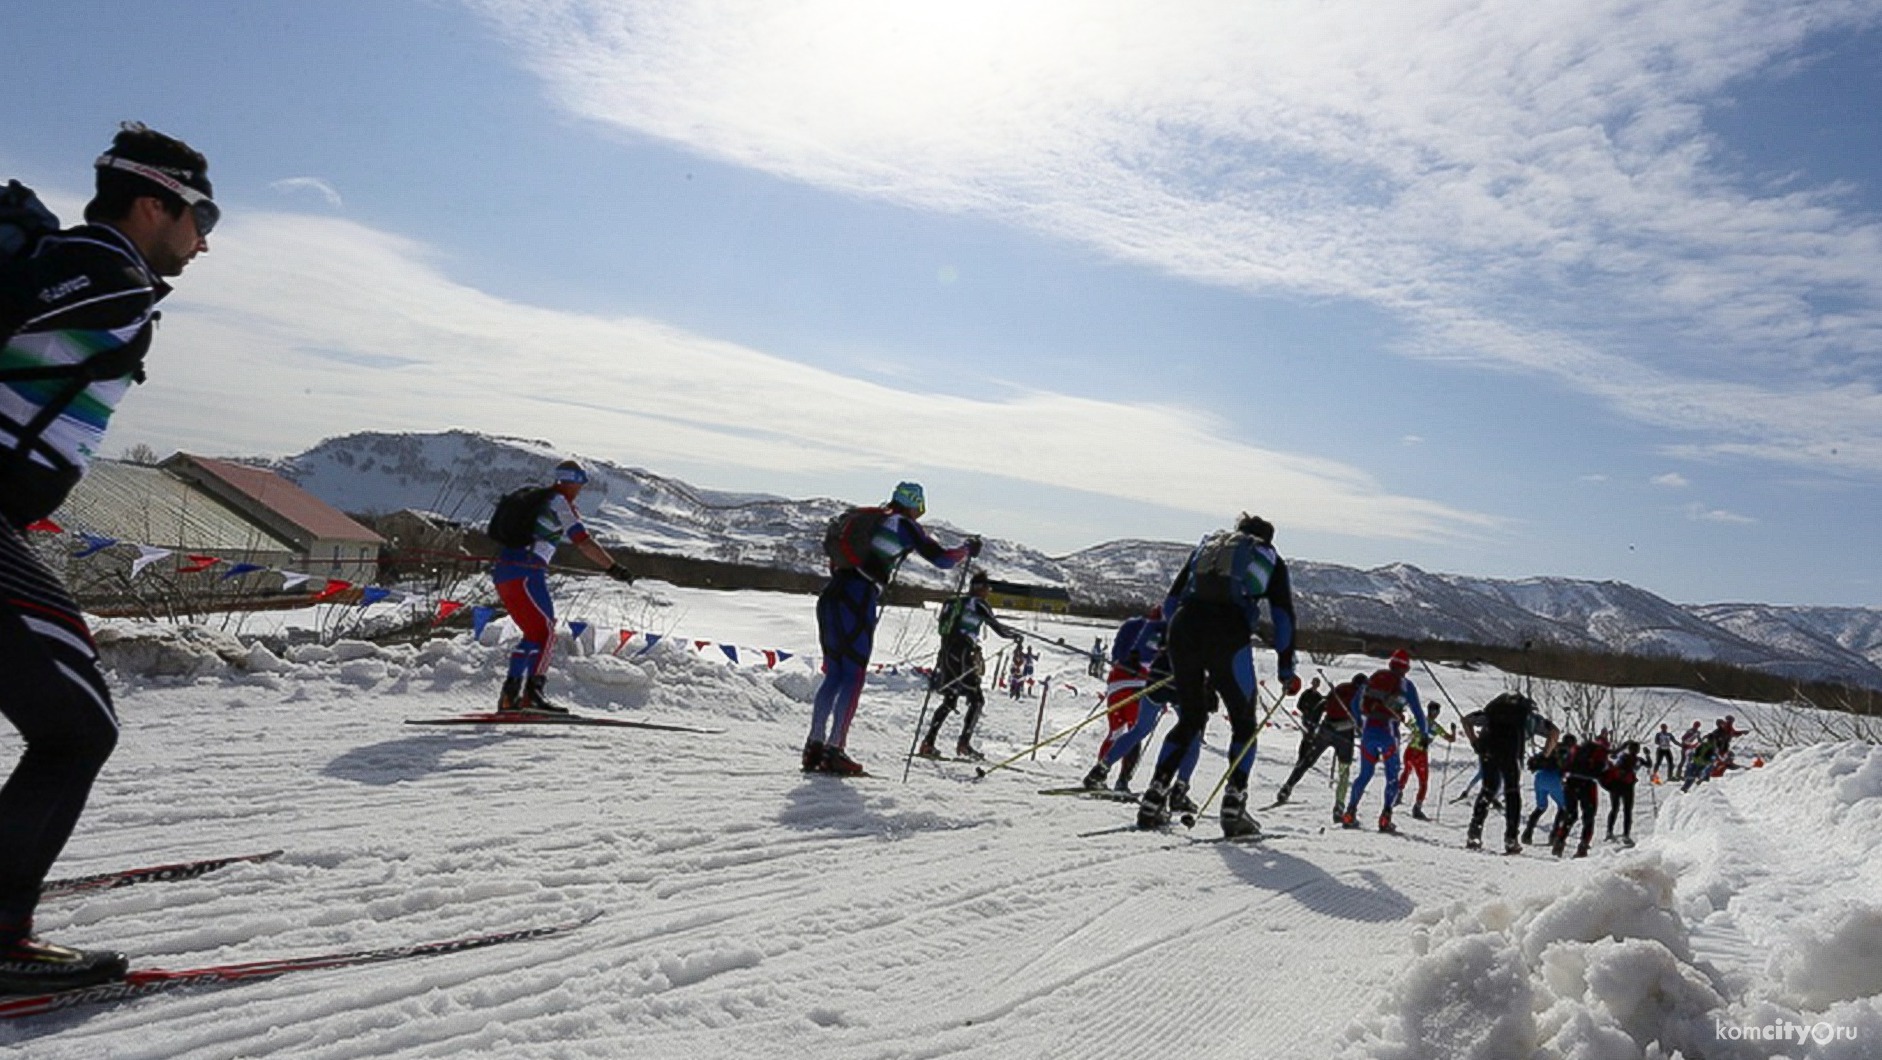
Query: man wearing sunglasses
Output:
[[0, 122, 214, 994]]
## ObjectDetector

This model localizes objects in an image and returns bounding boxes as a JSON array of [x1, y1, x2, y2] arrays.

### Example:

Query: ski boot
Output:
[[1504, 840, 1524, 856], [1114, 752, 1139, 795], [1465, 834, 1483, 851], [916, 740, 943, 760], [955, 742, 985, 762], [1378, 812, 1398, 834], [1411, 802, 1428, 821], [1220, 786, 1261, 841], [1167, 781, 1198, 816], [521, 676, 570, 715], [1619, 835, 1636, 848], [1573, 841, 1590, 859], [1082, 763, 1110, 791], [1340, 810, 1360, 830], [801, 740, 826, 772], [0, 931, 129, 995], [1272, 784, 1292, 806], [1136, 780, 1172, 830], [496, 675, 524, 713], [819, 746, 867, 776]]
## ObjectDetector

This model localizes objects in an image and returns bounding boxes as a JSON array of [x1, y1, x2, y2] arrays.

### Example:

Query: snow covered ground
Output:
[[3, 582, 1878, 1059]]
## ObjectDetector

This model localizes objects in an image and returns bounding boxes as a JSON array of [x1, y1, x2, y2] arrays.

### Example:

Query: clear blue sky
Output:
[[6, 1, 1880, 607]]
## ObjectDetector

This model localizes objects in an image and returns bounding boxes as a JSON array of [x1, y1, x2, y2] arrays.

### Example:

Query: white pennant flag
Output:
[[129, 546, 174, 578], [278, 572, 311, 591]]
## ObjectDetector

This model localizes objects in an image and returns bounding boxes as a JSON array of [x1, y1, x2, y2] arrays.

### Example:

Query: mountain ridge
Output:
[[268, 429, 1882, 692]]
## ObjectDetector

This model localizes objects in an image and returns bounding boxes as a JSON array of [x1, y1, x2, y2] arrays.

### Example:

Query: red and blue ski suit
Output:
[[491, 493, 591, 681], [1343, 667, 1428, 822], [808, 512, 968, 752]]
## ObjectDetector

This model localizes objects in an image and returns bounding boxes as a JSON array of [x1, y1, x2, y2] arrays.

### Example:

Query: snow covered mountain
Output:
[[270, 430, 1882, 691]]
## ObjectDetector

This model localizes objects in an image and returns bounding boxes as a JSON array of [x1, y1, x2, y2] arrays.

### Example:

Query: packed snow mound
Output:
[[88, 617, 814, 725], [1343, 744, 1882, 1059]]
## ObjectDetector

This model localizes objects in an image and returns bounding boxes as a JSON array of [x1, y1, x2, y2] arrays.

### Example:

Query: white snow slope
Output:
[[2, 583, 1877, 1060]]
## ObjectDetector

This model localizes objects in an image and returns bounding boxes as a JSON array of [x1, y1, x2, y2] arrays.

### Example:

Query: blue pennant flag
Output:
[[472, 606, 496, 640], [568, 620, 589, 640], [719, 644, 739, 663], [219, 562, 264, 581], [360, 586, 393, 606], [73, 533, 118, 559]]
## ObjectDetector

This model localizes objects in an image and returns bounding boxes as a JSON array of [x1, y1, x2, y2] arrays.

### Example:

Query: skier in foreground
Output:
[[1135, 514, 1300, 839], [1, 123, 215, 993], [803, 483, 976, 776], [919, 570, 1023, 761], [488, 460, 633, 714]]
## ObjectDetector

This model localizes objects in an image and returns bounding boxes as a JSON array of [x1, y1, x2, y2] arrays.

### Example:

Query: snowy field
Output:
[[3, 581, 1879, 1059]]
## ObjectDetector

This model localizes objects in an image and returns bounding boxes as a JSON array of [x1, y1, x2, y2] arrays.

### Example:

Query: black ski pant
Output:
[[1653, 748, 1674, 777], [1151, 601, 1258, 792], [1551, 777, 1599, 852], [0, 518, 119, 934], [1467, 753, 1523, 845], [1604, 782, 1635, 838], [925, 635, 985, 748], [1280, 723, 1353, 794]]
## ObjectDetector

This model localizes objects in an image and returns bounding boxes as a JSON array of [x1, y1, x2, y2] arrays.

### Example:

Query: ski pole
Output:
[[1182, 681, 1288, 829], [972, 676, 1173, 780], [903, 562, 976, 782], [1433, 725, 1456, 825]]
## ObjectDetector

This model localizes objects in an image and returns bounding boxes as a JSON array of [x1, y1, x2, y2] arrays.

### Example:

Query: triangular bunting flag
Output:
[[434, 600, 464, 625], [24, 518, 61, 533], [472, 606, 496, 639], [763, 650, 778, 669], [310, 580, 352, 602], [569, 620, 589, 640], [177, 554, 221, 574], [776, 650, 793, 664], [719, 644, 739, 664], [130, 546, 174, 578], [360, 586, 393, 606], [278, 572, 312, 591], [73, 533, 118, 558], [219, 562, 263, 581], [694, 639, 711, 652]]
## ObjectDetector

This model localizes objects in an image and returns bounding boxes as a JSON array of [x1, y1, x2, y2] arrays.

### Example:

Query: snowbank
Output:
[[1342, 743, 1882, 1059]]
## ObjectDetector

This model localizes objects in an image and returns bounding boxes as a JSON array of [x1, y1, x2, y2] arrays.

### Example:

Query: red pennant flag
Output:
[[177, 554, 221, 574], [25, 518, 61, 533], [433, 600, 464, 625], [763, 650, 779, 669], [694, 639, 711, 652], [612, 630, 636, 656], [311, 579, 352, 602]]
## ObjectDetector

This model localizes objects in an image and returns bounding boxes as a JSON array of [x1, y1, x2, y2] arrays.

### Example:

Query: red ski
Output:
[[0, 914, 598, 1019], [41, 851, 285, 899], [404, 711, 722, 734]]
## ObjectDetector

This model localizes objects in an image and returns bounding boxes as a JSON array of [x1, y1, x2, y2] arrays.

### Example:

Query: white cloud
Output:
[[1683, 502, 1756, 524], [138, 210, 1496, 547], [1652, 472, 1691, 488], [269, 177, 344, 209], [465, 0, 1882, 478]]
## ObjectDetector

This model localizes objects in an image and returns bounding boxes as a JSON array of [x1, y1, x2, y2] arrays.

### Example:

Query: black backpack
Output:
[[1, 180, 61, 342], [822, 505, 888, 573], [1187, 531, 1248, 604], [487, 485, 556, 549]]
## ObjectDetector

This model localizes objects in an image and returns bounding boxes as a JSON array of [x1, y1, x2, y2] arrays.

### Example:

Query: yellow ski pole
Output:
[[973, 676, 1173, 780]]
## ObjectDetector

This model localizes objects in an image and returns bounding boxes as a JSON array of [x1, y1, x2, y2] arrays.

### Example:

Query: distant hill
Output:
[[273, 429, 1882, 692]]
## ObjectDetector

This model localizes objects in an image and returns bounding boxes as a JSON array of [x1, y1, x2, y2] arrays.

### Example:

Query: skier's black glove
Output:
[[965, 536, 983, 557], [605, 565, 636, 585]]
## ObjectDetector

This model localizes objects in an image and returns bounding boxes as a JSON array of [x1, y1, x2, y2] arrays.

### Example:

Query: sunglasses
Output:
[[95, 154, 220, 236]]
